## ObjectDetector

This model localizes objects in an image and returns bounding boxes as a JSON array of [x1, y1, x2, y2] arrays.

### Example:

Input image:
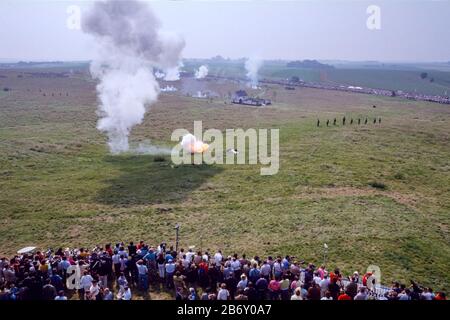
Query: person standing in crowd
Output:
[[54, 290, 67, 300], [291, 287, 303, 300], [136, 260, 148, 291], [103, 288, 114, 300], [165, 259, 176, 289], [354, 287, 368, 300], [217, 283, 230, 300], [80, 270, 93, 300]]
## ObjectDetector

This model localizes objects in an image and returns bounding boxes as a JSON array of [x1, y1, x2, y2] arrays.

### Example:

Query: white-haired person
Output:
[[237, 273, 248, 290], [291, 287, 303, 300]]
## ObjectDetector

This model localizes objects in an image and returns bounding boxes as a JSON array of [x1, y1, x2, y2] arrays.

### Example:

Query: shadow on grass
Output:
[[95, 154, 223, 206]]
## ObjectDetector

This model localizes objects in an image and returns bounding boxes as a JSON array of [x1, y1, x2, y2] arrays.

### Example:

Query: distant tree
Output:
[[420, 72, 428, 79], [391, 90, 396, 97], [290, 76, 300, 83], [3, 87, 9, 92]]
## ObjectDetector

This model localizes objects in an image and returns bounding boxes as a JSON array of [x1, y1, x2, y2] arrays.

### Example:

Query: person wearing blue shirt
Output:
[[143, 249, 156, 262], [165, 253, 174, 263]]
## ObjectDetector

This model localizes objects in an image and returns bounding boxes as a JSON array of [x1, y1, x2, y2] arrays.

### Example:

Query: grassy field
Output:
[[0, 67, 449, 291], [184, 60, 450, 96]]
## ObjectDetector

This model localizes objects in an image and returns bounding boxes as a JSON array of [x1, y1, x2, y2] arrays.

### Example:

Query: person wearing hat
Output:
[[351, 271, 360, 283], [136, 260, 148, 291], [165, 258, 176, 289]]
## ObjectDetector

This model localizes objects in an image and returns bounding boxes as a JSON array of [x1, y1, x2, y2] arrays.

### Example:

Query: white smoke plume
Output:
[[194, 91, 207, 98], [195, 65, 209, 79], [82, 0, 184, 154], [133, 141, 171, 155], [154, 70, 165, 79], [163, 67, 180, 81], [245, 57, 263, 89], [163, 61, 184, 81]]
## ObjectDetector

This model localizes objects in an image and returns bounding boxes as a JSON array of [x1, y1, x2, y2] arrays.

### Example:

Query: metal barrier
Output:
[[341, 279, 391, 299]]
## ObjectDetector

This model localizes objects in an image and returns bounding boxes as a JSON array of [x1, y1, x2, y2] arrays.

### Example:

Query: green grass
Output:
[[0, 69, 449, 292]]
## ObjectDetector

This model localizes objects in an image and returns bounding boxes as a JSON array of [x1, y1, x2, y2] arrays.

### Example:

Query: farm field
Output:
[[0, 66, 449, 291], [183, 59, 450, 96]]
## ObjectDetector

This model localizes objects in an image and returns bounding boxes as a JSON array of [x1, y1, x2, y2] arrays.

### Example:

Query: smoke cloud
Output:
[[82, 0, 185, 153], [163, 62, 183, 81], [245, 57, 263, 89], [195, 65, 209, 79], [181, 134, 209, 154], [134, 141, 171, 155]]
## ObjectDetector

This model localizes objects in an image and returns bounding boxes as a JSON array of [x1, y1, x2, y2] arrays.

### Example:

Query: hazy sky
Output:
[[1, 0, 449, 62]]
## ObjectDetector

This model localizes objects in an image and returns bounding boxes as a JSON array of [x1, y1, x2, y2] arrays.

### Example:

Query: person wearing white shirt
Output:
[[118, 286, 132, 300], [313, 273, 322, 285], [123, 288, 132, 300], [214, 251, 223, 265], [165, 260, 176, 274], [260, 263, 271, 278], [291, 288, 303, 300], [54, 290, 67, 300], [118, 247, 128, 259], [231, 258, 241, 272], [89, 281, 100, 300], [186, 249, 195, 262], [103, 288, 114, 300], [112, 253, 120, 265], [421, 288, 434, 300], [237, 274, 248, 290], [80, 271, 93, 295], [321, 291, 333, 300], [319, 275, 330, 298], [181, 256, 190, 269], [217, 283, 230, 300]]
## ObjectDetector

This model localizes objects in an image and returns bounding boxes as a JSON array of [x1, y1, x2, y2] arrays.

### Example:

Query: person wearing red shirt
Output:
[[268, 278, 281, 300], [338, 290, 352, 300], [435, 292, 447, 300], [329, 268, 342, 284], [362, 272, 372, 287]]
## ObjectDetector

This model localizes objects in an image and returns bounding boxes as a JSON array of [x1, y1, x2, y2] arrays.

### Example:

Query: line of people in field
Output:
[[317, 116, 381, 127], [0, 241, 447, 301]]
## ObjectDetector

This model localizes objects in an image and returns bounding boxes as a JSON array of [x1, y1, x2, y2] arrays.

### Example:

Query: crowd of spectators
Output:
[[0, 241, 447, 301]]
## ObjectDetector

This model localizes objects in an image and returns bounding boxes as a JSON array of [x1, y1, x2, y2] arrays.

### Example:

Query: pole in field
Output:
[[174, 223, 180, 253]]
